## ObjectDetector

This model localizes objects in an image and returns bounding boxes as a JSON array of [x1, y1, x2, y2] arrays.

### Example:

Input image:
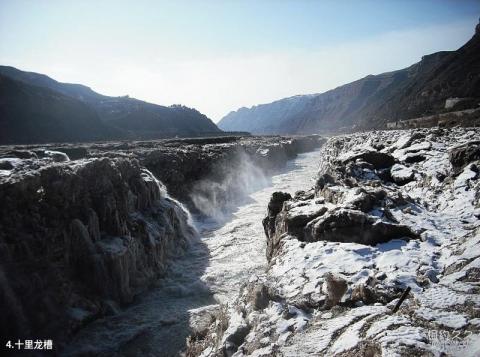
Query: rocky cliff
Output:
[[139, 135, 324, 216], [4, 135, 325, 215], [0, 134, 325, 351], [219, 21, 480, 134], [190, 127, 480, 356], [0, 66, 221, 144], [0, 155, 197, 348]]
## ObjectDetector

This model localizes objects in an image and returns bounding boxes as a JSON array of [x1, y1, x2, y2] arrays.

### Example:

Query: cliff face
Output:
[[0, 156, 196, 346], [191, 127, 480, 356], [219, 24, 480, 134], [139, 136, 324, 210], [15, 135, 324, 212], [0, 134, 325, 351], [0, 66, 221, 144]]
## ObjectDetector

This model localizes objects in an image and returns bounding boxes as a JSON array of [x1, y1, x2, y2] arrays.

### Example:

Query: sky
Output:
[[0, 0, 479, 122]]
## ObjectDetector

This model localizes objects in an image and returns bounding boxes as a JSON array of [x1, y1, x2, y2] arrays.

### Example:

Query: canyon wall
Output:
[[190, 127, 480, 356], [0, 134, 325, 350], [0, 156, 196, 347]]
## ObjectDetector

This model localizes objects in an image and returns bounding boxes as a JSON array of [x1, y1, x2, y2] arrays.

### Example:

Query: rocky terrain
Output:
[[0, 155, 197, 347], [387, 107, 480, 130], [0, 135, 324, 352], [189, 127, 480, 356], [2, 135, 323, 214], [219, 20, 480, 135], [0, 66, 222, 145]]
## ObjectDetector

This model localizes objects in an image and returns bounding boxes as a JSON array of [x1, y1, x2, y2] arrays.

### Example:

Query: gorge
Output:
[[0, 135, 324, 355], [2, 126, 479, 356], [190, 127, 480, 357], [1, 11, 479, 357]]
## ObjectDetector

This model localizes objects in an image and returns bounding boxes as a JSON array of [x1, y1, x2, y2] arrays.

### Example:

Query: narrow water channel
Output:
[[64, 149, 321, 356]]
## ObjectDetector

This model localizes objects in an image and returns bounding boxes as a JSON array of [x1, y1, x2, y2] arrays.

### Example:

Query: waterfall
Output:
[[189, 151, 269, 222], [141, 168, 199, 238]]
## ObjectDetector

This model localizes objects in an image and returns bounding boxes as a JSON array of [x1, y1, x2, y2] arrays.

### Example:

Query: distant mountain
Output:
[[219, 21, 480, 134], [0, 66, 221, 144], [0, 74, 119, 144]]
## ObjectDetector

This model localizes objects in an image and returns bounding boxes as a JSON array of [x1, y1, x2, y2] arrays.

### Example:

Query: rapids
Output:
[[63, 149, 321, 356]]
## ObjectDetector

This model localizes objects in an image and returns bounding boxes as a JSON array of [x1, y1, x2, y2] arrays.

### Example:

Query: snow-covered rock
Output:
[[192, 127, 480, 356], [390, 163, 415, 185]]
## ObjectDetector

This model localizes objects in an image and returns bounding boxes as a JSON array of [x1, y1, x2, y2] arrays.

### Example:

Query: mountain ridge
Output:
[[0, 74, 120, 144], [0, 66, 221, 144], [218, 22, 480, 134]]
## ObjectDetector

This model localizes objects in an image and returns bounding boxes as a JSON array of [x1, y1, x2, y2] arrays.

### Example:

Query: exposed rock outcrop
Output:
[[0, 157, 196, 347], [262, 133, 425, 259], [140, 135, 324, 210], [1, 135, 325, 216], [341, 151, 395, 169], [194, 127, 480, 357], [304, 208, 418, 245], [449, 140, 480, 174], [263, 192, 292, 260], [0, 134, 325, 352]]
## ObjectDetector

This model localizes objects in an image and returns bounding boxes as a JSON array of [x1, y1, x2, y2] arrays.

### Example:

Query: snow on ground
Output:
[[191, 128, 480, 357]]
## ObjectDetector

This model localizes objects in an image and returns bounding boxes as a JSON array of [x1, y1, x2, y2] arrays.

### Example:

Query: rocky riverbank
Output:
[[0, 157, 197, 348], [190, 127, 480, 356], [0, 135, 324, 351], [1, 135, 324, 211]]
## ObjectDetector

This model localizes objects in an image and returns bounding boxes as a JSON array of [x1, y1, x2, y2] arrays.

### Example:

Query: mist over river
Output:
[[64, 149, 321, 356]]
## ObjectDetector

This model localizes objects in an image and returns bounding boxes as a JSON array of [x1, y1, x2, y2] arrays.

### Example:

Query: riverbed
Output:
[[64, 149, 321, 356]]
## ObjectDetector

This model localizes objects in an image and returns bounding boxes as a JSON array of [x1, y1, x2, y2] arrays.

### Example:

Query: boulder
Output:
[[263, 192, 292, 260], [267, 191, 292, 214], [390, 164, 415, 185], [223, 322, 251, 356], [449, 141, 480, 174], [44, 150, 70, 162], [323, 273, 348, 308], [305, 208, 418, 245], [0, 159, 15, 170], [344, 151, 395, 169], [351, 284, 377, 305], [248, 283, 270, 311], [346, 188, 387, 212], [393, 132, 425, 150], [283, 204, 328, 238], [315, 173, 336, 191], [403, 141, 432, 154], [189, 305, 220, 339], [403, 153, 426, 164]]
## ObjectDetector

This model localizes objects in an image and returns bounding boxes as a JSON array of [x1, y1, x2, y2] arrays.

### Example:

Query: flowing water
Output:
[[64, 149, 321, 356]]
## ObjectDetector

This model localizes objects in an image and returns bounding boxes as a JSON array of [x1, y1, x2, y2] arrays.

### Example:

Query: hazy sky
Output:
[[0, 0, 479, 121]]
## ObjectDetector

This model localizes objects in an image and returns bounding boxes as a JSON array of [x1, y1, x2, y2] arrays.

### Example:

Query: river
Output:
[[64, 149, 321, 356]]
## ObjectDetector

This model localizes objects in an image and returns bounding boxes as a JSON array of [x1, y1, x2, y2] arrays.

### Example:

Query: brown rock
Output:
[[449, 141, 480, 174], [323, 273, 348, 308]]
